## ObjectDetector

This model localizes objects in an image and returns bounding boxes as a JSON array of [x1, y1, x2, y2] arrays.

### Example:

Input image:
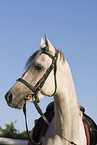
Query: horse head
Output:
[[5, 35, 59, 109]]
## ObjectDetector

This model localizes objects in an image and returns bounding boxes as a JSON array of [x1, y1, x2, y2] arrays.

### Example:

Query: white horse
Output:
[[5, 36, 87, 145]]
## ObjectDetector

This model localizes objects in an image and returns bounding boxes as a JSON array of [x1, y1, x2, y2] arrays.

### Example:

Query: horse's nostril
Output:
[[5, 92, 13, 103]]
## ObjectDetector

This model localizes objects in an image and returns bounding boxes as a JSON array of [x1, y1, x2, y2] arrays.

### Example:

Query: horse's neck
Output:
[[54, 60, 83, 142]]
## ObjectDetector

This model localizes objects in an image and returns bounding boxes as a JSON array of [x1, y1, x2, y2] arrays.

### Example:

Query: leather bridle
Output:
[[16, 49, 77, 145], [17, 50, 58, 103]]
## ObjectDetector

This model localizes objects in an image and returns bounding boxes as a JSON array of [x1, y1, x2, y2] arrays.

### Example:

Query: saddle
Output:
[[28, 102, 97, 145]]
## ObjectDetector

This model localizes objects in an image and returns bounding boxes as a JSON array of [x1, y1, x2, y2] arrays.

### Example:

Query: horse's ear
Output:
[[40, 37, 46, 49], [45, 35, 56, 56]]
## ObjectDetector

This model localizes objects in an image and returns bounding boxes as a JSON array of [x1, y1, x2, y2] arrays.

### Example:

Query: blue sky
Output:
[[0, 0, 97, 132]]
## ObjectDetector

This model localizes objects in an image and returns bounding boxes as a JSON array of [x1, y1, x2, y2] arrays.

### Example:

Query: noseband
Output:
[[16, 50, 76, 145]]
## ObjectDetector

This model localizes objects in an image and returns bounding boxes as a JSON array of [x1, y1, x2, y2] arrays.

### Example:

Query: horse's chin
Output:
[[6, 99, 25, 109]]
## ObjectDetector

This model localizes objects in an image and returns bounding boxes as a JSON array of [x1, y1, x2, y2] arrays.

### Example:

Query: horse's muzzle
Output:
[[5, 92, 13, 104], [5, 91, 26, 109]]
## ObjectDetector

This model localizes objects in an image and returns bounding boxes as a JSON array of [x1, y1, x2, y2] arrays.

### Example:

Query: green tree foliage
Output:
[[0, 121, 29, 140]]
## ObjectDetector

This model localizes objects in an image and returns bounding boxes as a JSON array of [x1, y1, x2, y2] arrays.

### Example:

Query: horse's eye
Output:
[[35, 65, 42, 71]]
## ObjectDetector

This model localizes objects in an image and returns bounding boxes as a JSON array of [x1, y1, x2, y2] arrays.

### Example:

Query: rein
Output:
[[17, 50, 77, 145]]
